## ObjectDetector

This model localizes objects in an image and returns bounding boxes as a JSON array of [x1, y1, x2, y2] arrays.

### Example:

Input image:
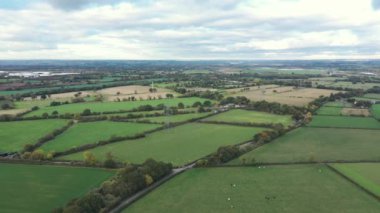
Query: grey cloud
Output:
[[47, 0, 127, 10], [373, 0, 380, 10]]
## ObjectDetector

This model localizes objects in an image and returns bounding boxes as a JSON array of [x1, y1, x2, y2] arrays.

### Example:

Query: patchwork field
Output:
[[229, 127, 380, 164], [0, 119, 69, 152], [372, 104, 380, 119], [0, 108, 26, 116], [125, 166, 380, 213], [229, 86, 338, 106], [60, 123, 267, 165], [341, 108, 371, 117], [137, 112, 211, 123], [331, 163, 380, 197], [26, 97, 209, 117], [96, 85, 177, 101], [203, 109, 293, 126], [308, 115, 380, 129], [0, 163, 113, 213], [315, 106, 342, 116], [40, 121, 161, 153], [313, 81, 380, 90]]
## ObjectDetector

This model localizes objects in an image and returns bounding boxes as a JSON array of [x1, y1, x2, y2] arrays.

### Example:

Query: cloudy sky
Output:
[[1, 0, 380, 60]]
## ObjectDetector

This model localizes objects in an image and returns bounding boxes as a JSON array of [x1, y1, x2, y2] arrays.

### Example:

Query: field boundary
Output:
[[326, 164, 380, 201], [304, 126, 380, 130], [109, 164, 194, 213]]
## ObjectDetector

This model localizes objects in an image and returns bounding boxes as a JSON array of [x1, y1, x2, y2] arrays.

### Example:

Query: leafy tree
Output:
[[83, 151, 97, 166]]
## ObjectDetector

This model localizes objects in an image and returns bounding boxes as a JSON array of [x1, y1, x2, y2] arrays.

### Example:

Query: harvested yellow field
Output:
[[230, 86, 339, 106], [97, 85, 178, 101], [23, 91, 93, 100], [0, 109, 26, 116], [341, 108, 371, 117]]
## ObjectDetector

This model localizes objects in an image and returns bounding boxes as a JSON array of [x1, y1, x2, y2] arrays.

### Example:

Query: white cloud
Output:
[[0, 0, 379, 59]]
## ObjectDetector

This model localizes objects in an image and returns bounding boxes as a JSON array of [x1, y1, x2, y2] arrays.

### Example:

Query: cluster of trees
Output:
[[220, 96, 250, 105], [197, 129, 285, 166], [21, 149, 53, 161], [0, 96, 15, 110], [56, 159, 172, 213], [181, 90, 224, 100]]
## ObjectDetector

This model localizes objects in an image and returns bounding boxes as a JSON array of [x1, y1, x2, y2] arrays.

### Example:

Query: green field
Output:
[[315, 106, 342, 116], [363, 93, 380, 100], [0, 163, 113, 213], [229, 127, 380, 164], [372, 104, 380, 119], [332, 163, 380, 197], [308, 115, 380, 129], [40, 121, 161, 153], [0, 120, 69, 152], [26, 97, 209, 117], [203, 109, 293, 126], [60, 123, 266, 165], [314, 81, 380, 90], [125, 166, 380, 213], [323, 101, 352, 107], [138, 112, 211, 123]]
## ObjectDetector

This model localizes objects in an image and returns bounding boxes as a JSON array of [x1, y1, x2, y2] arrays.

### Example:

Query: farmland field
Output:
[[331, 163, 380, 197], [315, 106, 342, 115], [59, 123, 267, 165], [138, 112, 211, 123], [0, 163, 113, 213], [0, 119, 69, 152], [229, 86, 338, 106], [323, 101, 352, 107], [308, 115, 380, 129], [372, 104, 380, 119], [125, 166, 380, 213], [203, 109, 293, 126], [26, 97, 209, 117], [229, 127, 380, 164], [341, 108, 370, 117], [96, 85, 178, 101], [40, 121, 161, 153]]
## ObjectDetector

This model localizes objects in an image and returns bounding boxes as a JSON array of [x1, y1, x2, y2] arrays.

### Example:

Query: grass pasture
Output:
[[59, 123, 267, 165], [40, 121, 161, 153], [203, 109, 293, 126], [315, 106, 342, 116], [0, 119, 69, 152], [308, 115, 380, 129], [125, 166, 380, 213], [331, 163, 380, 197], [229, 127, 380, 164], [372, 104, 380, 119], [0, 163, 113, 213], [364, 93, 380, 100], [26, 97, 209, 117]]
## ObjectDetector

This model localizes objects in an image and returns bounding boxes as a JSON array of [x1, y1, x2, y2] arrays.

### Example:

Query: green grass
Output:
[[315, 106, 342, 115], [125, 165, 380, 213], [26, 97, 209, 117], [323, 101, 352, 107], [40, 121, 161, 153], [364, 93, 380, 100], [203, 109, 293, 126], [0, 163, 113, 213], [138, 112, 211, 123], [332, 163, 380, 197], [372, 104, 380, 119], [229, 127, 380, 164], [60, 123, 267, 166], [308, 115, 380, 129], [0, 120, 69, 152]]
